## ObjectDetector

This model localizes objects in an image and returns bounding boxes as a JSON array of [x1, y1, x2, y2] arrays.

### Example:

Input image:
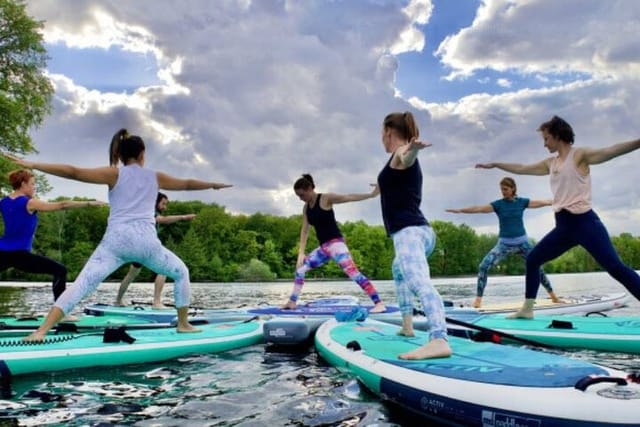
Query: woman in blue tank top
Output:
[[0, 169, 104, 312], [377, 111, 451, 360], [446, 177, 557, 308], [4, 128, 231, 342]]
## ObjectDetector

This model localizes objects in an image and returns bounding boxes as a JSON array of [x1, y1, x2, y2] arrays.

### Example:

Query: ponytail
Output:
[[109, 128, 145, 165], [109, 128, 128, 166], [383, 111, 419, 141]]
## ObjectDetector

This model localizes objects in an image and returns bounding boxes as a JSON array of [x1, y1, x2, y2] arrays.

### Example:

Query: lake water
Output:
[[0, 272, 638, 426]]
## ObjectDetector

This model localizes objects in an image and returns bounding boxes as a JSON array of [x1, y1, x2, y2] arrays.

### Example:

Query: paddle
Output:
[[445, 316, 558, 350]]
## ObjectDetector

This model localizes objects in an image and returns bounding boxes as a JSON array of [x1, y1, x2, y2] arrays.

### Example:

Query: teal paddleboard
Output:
[[448, 313, 640, 354], [0, 319, 264, 377], [315, 318, 640, 426]]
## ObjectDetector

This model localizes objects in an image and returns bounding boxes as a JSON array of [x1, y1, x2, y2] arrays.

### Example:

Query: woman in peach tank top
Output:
[[476, 115, 640, 318]]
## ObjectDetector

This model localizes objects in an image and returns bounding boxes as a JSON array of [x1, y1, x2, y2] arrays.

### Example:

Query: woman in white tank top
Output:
[[4, 129, 231, 342], [476, 115, 640, 318]]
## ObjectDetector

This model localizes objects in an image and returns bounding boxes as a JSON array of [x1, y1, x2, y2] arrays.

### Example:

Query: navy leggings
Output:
[[0, 250, 67, 301], [526, 210, 640, 301]]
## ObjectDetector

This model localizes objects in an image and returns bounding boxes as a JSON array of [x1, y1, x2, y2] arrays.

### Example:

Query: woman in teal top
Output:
[[447, 177, 557, 308]]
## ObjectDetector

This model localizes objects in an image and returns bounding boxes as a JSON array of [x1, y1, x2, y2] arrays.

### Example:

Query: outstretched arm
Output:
[[3, 153, 117, 186], [446, 204, 494, 214], [156, 172, 232, 191], [528, 199, 552, 209], [580, 138, 640, 165], [323, 184, 379, 205], [27, 199, 107, 213], [475, 159, 550, 176], [396, 138, 432, 168], [156, 213, 196, 225]]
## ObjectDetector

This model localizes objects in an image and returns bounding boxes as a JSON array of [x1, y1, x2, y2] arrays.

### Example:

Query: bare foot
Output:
[[506, 310, 534, 319], [23, 331, 46, 342], [472, 297, 482, 308], [177, 325, 202, 333], [396, 328, 415, 337], [62, 314, 79, 322], [114, 300, 126, 307], [152, 304, 169, 310], [399, 338, 452, 360], [281, 300, 297, 310], [369, 303, 386, 313]]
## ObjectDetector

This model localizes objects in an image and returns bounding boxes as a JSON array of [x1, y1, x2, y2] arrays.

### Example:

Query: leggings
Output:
[[0, 250, 67, 301], [391, 225, 447, 341], [54, 221, 190, 315], [291, 238, 381, 304], [477, 239, 552, 297], [526, 209, 640, 301]]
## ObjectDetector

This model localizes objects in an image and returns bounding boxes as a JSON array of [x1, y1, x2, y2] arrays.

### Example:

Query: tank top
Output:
[[490, 197, 530, 238], [377, 155, 428, 235], [108, 164, 158, 227], [549, 148, 591, 214], [0, 195, 38, 251], [305, 194, 342, 244]]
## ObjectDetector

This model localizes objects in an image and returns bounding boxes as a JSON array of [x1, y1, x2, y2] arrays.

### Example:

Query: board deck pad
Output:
[[327, 320, 609, 387]]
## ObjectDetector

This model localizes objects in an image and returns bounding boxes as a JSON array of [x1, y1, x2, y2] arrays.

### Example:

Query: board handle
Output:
[[574, 375, 627, 391]]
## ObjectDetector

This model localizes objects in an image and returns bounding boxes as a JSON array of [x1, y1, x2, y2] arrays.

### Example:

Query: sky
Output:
[[23, 0, 640, 241]]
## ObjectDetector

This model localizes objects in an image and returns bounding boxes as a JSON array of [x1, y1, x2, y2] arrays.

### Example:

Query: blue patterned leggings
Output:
[[392, 225, 447, 340], [477, 239, 552, 297], [54, 221, 191, 314]]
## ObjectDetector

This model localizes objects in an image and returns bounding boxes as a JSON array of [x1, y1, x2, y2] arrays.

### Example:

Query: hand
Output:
[[2, 152, 33, 168], [370, 183, 379, 197], [181, 214, 197, 220], [445, 208, 459, 213], [475, 163, 495, 169], [407, 137, 432, 151], [89, 201, 108, 207], [213, 183, 233, 190]]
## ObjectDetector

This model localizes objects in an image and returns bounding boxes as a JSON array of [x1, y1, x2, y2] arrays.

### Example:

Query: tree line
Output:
[[2, 198, 640, 283]]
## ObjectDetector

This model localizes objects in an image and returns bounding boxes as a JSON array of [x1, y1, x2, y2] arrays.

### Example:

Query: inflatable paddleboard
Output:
[[260, 305, 400, 345], [0, 319, 264, 379], [315, 318, 640, 426], [447, 313, 640, 354], [449, 292, 629, 315], [83, 295, 360, 323], [0, 314, 161, 335]]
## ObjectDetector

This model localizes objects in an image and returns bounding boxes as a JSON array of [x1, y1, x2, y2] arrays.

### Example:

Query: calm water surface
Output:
[[0, 272, 638, 426]]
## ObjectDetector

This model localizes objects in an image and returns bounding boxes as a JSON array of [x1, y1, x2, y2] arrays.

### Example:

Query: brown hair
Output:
[[8, 169, 34, 190], [537, 115, 574, 144], [293, 174, 315, 191], [109, 128, 146, 166], [500, 177, 517, 195], [383, 111, 419, 141]]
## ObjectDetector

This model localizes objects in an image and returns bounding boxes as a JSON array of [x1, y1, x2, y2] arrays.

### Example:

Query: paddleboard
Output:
[[449, 292, 629, 315], [0, 314, 160, 329], [447, 313, 640, 354], [0, 319, 264, 378], [260, 305, 400, 345], [315, 318, 640, 426], [83, 295, 361, 323]]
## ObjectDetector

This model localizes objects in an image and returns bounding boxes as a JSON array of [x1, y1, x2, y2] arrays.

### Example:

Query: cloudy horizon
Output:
[[22, 0, 640, 241]]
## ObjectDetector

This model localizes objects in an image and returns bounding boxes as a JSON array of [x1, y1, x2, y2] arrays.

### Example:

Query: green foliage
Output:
[[4, 197, 640, 282], [0, 0, 54, 188], [237, 258, 276, 282]]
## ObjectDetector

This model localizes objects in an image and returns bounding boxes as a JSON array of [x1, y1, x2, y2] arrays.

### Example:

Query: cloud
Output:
[[22, 0, 640, 242]]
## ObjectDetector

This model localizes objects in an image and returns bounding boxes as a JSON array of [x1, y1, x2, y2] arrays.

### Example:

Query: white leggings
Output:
[[54, 221, 190, 314]]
